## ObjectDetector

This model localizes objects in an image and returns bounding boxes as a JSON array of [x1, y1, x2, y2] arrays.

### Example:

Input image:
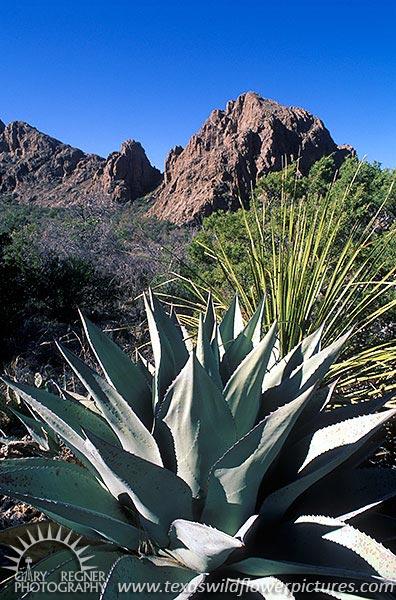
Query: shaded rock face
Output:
[[101, 140, 162, 202], [149, 92, 354, 225], [0, 122, 162, 205]]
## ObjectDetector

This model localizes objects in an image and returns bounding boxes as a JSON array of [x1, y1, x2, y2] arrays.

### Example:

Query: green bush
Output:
[[177, 158, 396, 398], [0, 200, 191, 368]]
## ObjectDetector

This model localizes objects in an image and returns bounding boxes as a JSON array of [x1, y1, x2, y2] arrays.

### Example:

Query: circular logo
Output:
[[5, 523, 96, 576]]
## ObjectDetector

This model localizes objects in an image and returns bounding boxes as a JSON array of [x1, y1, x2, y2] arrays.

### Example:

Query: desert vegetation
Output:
[[0, 198, 191, 372], [1, 293, 396, 598], [1, 156, 396, 598], [179, 156, 396, 399]]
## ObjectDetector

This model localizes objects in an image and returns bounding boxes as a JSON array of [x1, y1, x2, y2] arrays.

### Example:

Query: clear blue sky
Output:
[[1, 0, 395, 170]]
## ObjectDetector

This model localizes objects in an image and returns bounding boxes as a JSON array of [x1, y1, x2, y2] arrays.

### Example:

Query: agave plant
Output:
[[1, 292, 396, 599]]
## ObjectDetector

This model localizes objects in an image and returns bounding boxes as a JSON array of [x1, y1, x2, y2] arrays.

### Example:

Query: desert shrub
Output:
[[0, 199, 192, 369], [177, 158, 396, 398]]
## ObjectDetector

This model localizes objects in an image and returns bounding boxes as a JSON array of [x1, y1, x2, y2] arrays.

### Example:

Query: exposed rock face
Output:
[[149, 92, 354, 225], [0, 122, 161, 205], [0, 93, 354, 219], [101, 140, 162, 203]]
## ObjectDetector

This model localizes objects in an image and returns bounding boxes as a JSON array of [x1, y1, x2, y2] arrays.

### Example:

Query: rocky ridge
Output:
[[148, 92, 354, 224], [0, 120, 161, 205], [0, 93, 354, 221]]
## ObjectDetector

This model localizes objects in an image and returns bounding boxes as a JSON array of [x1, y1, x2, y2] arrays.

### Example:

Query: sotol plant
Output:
[[1, 292, 396, 599]]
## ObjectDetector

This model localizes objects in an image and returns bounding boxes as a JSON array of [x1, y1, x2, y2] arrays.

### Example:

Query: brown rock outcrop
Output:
[[148, 92, 354, 225], [0, 121, 161, 205], [100, 140, 162, 203]]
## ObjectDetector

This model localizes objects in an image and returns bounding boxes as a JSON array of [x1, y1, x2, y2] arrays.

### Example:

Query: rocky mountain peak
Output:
[[101, 139, 161, 202], [0, 121, 162, 205], [148, 92, 354, 225], [0, 93, 354, 221]]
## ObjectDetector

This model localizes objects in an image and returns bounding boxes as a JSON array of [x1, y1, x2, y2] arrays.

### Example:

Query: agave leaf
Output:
[[100, 554, 197, 600], [144, 293, 189, 408], [203, 291, 217, 343], [169, 303, 189, 338], [289, 383, 337, 443], [231, 557, 386, 584], [0, 458, 143, 549], [202, 387, 316, 535], [349, 513, 396, 543], [313, 392, 396, 431], [295, 468, 396, 521], [291, 382, 341, 442], [80, 312, 153, 429], [143, 293, 174, 408], [220, 298, 266, 383], [196, 313, 223, 389], [231, 576, 295, 599], [0, 521, 103, 575], [260, 409, 396, 522], [148, 290, 189, 367], [9, 406, 56, 452], [169, 307, 195, 353], [266, 336, 281, 373], [210, 322, 223, 368], [57, 343, 163, 466], [271, 515, 389, 581], [0, 521, 49, 549], [316, 591, 375, 600], [3, 378, 118, 446], [0, 549, 78, 599], [235, 514, 260, 541], [299, 411, 396, 472], [83, 431, 193, 547], [224, 321, 277, 436], [155, 354, 237, 498], [260, 332, 350, 418], [137, 351, 155, 378], [168, 520, 243, 573], [296, 515, 396, 580], [261, 326, 323, 394], [64, 389, 103, 415], [2, 377, 120, 477], [219, 294, 244, 350], [34, 509, 111, 544], [172, 574, 207, 599]]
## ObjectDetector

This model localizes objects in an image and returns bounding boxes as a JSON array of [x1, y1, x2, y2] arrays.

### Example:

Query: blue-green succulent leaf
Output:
[[100, 554, 198, 599], [144, 292, 189, 409], [0, 458, 143, 549], [168, 519, 243, 573], [203, 291, 217, 343], [2, 377, 119, 478], [80, 312, 153, 429], [296, 515, 396, 580], [219, 294, 244, 351], [196, 313, 223, 389], [83, 431, 193, 547], [231, 556, 388, 584], [260, 409, 396, 521], [220, 297, 265, 382], [296, 468, 396, 521], [202, 386, 316, 534], [260, 332, 349, 418], [57, 343, 163, 466], [9, 407, 56, 452], [155, 354, 237, 498], [224, 321, 277, 436]]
